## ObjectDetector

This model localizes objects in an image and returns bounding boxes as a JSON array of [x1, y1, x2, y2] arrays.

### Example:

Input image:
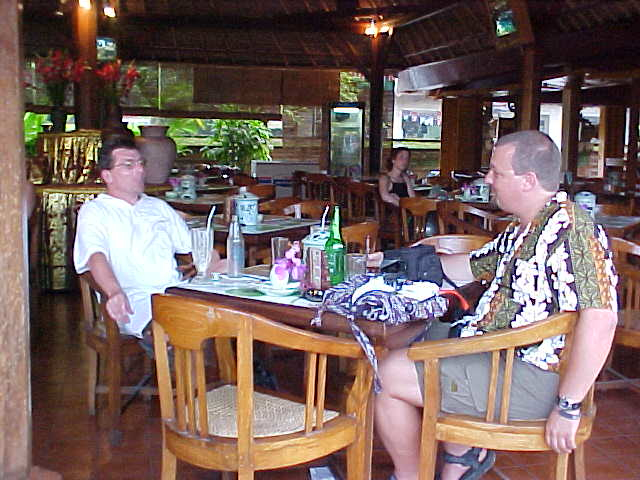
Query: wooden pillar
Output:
[[599, 106, 626, 161], [519, 46, 541, 131], [626, 80, 640, 202], [440, 96, 483, 181], [73, 0, 100, 129], [368, 33, 390, 175], [0, 1, 31, 478], [561, 74, 582, 175]]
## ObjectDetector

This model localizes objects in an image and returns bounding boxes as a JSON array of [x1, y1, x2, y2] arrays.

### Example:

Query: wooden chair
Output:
[[283, 200, 334, 219], [379, 202, 402, 249], [598, 237, 640, 391], [306, 173, 335, 202], [151, 294, 373, 480], [413, 234, 491, 254], [437, 201, 509, 237], [346, 181, 381, 224], [80, 274, 156, 445], [245, 183, 276, 201], [332, 176, 352, 210], [596, 203, 633, 216], [399, 197, 440, 245], [408, 312, 594, 480], [258, 196, 301, 216], [341, 221, 379, 253]]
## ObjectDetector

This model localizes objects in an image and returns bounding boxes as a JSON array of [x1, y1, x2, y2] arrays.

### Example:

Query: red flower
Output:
[[95, 59, 140, 104], [35, 49, 87, 105]]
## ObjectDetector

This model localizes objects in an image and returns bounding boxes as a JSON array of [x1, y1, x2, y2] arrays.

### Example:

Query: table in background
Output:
[[34, 183, 171, 291], [167, 194, 228, 215], [596, 214, 640, 239]]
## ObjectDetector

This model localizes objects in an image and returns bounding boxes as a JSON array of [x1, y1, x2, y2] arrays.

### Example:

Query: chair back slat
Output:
[[437, 200, 506, 237], [485, 351, 500, 422], [195, 350, 209, 437], [174, 348, 187, 431], [236, 313, 254, 460], [306, 174, 335, 202], [346, 181, 380, 223], [499, 347, 516, 424], [185, 350, 197, 434], [400, 197, 439, 245], [304, 352, 318, 433], [341, 221, 379, 253], [283, 200, 334, 219], [316, 354, 328, 430]]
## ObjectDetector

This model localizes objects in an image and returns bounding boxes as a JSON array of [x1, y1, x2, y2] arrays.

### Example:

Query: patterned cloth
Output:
[[466, 191, 618, 371], [313, 274, 448, 392]]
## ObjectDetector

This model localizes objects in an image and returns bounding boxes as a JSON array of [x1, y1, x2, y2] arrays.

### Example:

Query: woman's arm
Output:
[[405, 173, 416, 198], [379, 174, 400, 206]]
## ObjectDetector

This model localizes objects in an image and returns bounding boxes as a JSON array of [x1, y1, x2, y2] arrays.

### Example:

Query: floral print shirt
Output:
[[467, 192, 618, 371]]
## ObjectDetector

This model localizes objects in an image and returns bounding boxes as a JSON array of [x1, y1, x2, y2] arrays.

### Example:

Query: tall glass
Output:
[[190, 227, 212, 277], [271, 236, 289, 263]]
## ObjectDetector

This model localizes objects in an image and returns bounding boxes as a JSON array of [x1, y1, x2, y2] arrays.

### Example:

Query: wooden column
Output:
[[599, 106, 626, 161], [440, 96, 483, 182], [561, 74, 582, 175], [73, 0, 100, 129], [519, 46, 541, 131], [626, 80, 640, 202], [0, 1, 31, 478], [368, 33, 390, 175]]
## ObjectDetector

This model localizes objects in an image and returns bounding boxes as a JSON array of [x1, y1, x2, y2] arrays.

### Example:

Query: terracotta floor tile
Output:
[[491, 466, 537, 479]]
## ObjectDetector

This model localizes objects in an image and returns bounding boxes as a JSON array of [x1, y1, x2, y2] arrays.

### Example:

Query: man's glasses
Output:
[[110, 158, 146, 170]]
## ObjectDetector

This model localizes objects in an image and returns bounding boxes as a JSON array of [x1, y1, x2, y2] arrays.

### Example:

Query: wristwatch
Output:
[[556, 395, 582, 411]]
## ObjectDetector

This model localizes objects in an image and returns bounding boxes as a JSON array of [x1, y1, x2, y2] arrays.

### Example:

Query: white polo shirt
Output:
[[74, 193, 192, 337]]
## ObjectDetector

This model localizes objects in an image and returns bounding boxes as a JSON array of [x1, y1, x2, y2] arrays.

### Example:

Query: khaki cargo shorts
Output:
[[413, 322, 559, 421]]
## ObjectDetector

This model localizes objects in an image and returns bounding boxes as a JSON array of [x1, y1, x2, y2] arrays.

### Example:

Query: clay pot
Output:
[[101, 103, 134, 142], [135, 126, 176, 184]]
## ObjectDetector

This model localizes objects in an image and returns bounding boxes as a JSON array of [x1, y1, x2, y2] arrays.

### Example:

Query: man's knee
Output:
[[378, 348, 422, 403]]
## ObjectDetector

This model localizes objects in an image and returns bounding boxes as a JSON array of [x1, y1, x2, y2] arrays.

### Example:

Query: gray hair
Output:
[[494, 130, 561, 192]]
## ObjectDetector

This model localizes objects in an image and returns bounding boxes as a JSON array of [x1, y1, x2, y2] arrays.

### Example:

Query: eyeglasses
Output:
[[110, 158, 146, 170]]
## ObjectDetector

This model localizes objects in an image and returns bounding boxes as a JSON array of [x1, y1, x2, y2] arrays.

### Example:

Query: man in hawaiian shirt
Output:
[[375, 130, 618, 480]]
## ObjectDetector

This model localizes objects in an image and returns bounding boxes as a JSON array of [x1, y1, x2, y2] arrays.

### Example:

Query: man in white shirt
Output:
[[74, 137, 196, 337]]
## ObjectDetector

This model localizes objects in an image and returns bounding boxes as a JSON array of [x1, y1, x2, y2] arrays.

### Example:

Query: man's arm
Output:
[[87, 252, 133, 324], [545, 307, 617, 454]]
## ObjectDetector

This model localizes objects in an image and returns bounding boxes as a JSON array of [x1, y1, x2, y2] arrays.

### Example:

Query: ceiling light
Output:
[[364, 19, 377, 37], [78, 0, 91, 9], [103, 0, 116, 17]]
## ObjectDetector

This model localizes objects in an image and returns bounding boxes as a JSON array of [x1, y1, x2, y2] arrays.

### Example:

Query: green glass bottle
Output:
[[325, 205, 345, 285]]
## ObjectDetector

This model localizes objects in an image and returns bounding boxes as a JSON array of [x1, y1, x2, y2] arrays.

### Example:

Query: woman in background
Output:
[[379, 147, 416, 207]]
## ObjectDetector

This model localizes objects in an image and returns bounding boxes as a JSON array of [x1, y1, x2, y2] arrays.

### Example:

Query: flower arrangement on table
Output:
[[94, 59, 141, 105], [35, 49, 86, 106], [271, 241, 306, 285]]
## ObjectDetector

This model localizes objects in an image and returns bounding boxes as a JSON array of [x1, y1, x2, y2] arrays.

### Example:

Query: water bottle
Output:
[[227, 215, 245, 277]]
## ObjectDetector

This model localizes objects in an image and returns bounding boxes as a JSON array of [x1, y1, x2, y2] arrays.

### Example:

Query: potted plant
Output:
[[95, 59, 140, 136]]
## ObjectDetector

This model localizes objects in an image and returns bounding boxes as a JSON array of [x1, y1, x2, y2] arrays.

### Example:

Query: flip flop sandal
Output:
[[442, 447, 496, 480]]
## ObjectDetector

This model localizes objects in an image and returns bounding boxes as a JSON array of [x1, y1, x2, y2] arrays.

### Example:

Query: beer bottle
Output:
[[325, 205, 345, 285]]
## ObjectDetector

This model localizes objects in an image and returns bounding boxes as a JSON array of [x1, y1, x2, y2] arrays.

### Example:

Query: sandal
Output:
[[442, 447, 496, 480]]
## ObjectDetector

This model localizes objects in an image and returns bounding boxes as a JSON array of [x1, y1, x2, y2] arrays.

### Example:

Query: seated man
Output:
[[375, 131, 618, 480], [74, 137, 196, 337]]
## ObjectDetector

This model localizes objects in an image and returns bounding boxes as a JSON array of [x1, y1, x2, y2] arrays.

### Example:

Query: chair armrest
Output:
[[408, 312, 576, 361]]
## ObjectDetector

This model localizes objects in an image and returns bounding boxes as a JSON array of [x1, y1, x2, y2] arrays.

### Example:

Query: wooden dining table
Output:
[[595, 214, 640, 239]]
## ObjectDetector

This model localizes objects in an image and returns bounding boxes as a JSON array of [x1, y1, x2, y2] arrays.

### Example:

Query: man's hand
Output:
[[105, 290, 133, 324], [178, 262, 197, 280], [545, 407, 580, 454]]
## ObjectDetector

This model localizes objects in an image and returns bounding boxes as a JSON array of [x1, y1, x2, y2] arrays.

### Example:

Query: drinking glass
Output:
[[271, 236, 289, 263], [346, 253, 367, 280], [190, 227, 213, 277]]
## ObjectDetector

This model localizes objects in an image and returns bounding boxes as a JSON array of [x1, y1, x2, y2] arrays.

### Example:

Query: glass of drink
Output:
[[271, 236, 289, 264], [190, 227, 212, 277], [346, 253, 367, 280]]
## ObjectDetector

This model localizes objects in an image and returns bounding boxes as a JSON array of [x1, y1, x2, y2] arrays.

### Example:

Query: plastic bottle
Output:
[[227, 215, 245, 277], [325, 206, 345, 285]]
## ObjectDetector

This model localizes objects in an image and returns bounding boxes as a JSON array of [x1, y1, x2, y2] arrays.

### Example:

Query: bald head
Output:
[[494, 130, 561, 192]]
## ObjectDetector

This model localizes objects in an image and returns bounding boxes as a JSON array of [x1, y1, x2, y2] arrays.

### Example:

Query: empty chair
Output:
[[598, 237, 640, 391], [341, 221, 379, 253], [346, 181, 381, 224], [259, 196, 301, 216], [245, 183, 276, 201], [413, 234, 491, 254], [283, 200, 334, 219], [305, 173, 335, 202], [399, 197, 440, 245], [409, 312, 594, 480], [437, 200, 509, 237], [152, 294, 373, 479]]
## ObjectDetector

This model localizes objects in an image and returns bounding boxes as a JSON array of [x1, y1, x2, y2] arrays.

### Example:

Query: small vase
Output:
[[269, 264, 290, 289], [135, 126, 176, 184], [50, 107, 67, 133], [101, 102, 133, 142]]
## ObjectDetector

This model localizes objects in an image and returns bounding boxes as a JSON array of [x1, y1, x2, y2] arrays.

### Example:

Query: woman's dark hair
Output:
[[98, 136, 138, 170], [385, 147, 411, 171]]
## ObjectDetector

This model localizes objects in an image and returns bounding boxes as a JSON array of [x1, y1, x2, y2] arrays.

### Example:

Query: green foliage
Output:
[[166, 118, 208, 156], [201, 119, 273, 172], [24, 112, 47, 156], [340, 71, 368, 102]]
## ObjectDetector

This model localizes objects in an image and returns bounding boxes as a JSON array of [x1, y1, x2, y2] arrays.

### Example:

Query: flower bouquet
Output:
[[35, 49, 86, 106], [270, 241, 306, 288], [94, 59, 140, 105]]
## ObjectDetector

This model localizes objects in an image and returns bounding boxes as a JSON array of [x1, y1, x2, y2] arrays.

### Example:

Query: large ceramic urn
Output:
[[135, 126, 176, 184]]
